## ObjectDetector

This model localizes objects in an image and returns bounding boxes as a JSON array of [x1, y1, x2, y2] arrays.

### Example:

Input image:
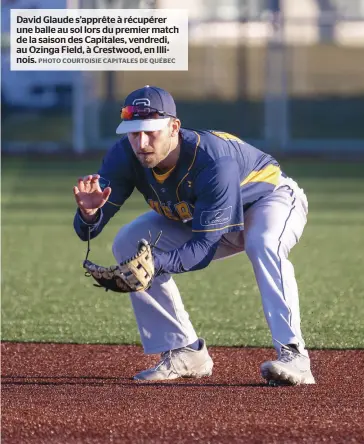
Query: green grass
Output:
[[2, 112, 72, 142], [1, 157, 364, 348]]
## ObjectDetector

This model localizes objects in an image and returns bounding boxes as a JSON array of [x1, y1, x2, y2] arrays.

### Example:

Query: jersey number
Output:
[[148, 199, 193, 221]]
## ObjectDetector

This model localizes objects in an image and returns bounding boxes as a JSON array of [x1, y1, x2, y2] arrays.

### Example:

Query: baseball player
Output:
[[73, 85, 315, 385]]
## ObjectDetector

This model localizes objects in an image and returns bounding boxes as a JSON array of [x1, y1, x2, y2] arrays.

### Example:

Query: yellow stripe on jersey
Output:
[[240, 164, 280, 187], [152, 165, 176, 184], [106, 200, 122, 207], [176, 132, 200, 202], [211, 131, 244, 144], [192, 222, 244, 233]]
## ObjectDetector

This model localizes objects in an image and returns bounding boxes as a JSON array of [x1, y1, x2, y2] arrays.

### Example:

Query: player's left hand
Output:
[[83, 233, 161, 293]]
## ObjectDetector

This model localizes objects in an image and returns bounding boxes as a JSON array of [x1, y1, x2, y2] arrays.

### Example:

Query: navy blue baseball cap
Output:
[[116, 85, 177, 134]]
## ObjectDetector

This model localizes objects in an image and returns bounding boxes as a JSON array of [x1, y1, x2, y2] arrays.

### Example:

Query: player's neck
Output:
[[154, 135, 181, 173]]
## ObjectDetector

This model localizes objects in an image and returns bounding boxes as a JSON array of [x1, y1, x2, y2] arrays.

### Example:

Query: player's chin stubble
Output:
[[138, 154, 157, 168], [137, 140, 171, 169]]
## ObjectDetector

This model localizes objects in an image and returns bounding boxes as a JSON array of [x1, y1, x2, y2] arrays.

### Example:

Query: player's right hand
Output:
[[73, 174, 112, 222]]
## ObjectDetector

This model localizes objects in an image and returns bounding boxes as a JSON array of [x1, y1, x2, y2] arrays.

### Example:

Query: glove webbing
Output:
[[83, 227, 162, 288]]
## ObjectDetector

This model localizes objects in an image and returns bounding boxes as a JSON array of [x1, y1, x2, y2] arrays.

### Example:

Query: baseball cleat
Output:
[[261, 344, 316, 386], [134, 338, 213, 381]]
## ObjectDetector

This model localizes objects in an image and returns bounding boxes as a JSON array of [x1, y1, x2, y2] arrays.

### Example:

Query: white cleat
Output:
[[261, 344, 316, 386], [134, 338, 213, 381]]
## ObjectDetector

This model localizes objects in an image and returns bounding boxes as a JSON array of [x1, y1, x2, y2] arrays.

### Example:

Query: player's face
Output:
[[128, 119, 173, 168]]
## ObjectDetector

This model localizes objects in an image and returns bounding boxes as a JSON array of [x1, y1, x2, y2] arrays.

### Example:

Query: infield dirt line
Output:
[[2, 342, 364, 444]]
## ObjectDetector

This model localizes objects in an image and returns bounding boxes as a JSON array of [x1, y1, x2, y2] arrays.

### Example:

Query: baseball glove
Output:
[[83, 232, 161, 293]]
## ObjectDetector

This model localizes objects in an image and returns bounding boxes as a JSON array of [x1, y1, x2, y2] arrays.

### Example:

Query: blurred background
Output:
[[1, 0, 364, 347], [2, 0, 364, 156]]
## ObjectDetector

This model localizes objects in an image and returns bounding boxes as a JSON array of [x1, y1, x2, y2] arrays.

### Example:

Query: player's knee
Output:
[[112, 232, 124, 263], [112, 227, 136, 263], [245, 232, 280, 260]]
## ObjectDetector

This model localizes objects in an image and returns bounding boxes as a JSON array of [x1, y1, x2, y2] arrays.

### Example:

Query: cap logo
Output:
[[132, 98, 151, 115]]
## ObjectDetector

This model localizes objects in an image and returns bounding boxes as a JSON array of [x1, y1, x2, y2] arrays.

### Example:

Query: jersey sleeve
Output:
[[192, 156, 244, 241], [73, 140, 135, 241]]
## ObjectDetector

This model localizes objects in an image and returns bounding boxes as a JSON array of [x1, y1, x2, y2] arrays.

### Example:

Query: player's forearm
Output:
[[153, 236, 221, 275], [73, 208, 104, 241], [74, 198, 124, 241]]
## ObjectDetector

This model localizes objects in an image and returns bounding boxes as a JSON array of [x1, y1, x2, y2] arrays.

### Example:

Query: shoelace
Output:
[[280, 347, 297, 363], [274, 339, 302, 362], [154, 349, 183, 375]]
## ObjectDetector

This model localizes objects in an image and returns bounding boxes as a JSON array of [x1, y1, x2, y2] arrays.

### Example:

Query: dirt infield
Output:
[[2, 343, 363, 443]]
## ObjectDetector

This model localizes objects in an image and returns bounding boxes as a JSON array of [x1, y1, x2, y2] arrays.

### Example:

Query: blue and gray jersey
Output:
[[74, 128, 282, 274]]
